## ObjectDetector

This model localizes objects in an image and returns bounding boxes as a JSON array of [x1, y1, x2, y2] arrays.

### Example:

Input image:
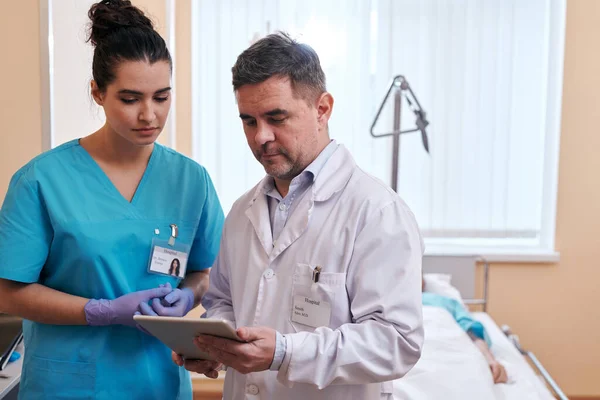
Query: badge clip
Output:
[[168, 224, 178, 246]]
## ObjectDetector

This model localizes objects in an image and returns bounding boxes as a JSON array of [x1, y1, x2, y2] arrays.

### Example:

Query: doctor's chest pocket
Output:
[[289, 263, 347, 333]]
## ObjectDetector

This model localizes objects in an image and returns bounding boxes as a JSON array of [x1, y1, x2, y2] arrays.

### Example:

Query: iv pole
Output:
[[370, 75, 430, 192]]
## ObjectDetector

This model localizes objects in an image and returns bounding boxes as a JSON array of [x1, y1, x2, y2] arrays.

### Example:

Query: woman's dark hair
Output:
[[87, 0, 172, 92], [168, 258, 180, 276]]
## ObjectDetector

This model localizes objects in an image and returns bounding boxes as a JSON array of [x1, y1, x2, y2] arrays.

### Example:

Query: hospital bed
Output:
[[393, 255, 568, 400]]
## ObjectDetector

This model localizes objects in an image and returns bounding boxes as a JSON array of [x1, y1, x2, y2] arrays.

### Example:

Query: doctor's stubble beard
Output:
[[254, 145, 304, 181]]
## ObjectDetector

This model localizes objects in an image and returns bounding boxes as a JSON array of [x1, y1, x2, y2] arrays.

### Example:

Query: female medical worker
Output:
[[169, 258, 181, 277], [0, 1, 224, 399]]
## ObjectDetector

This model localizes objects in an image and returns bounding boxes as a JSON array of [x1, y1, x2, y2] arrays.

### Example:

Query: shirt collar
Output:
[[262, 140, 339, 198], [249, 143, 355, 207], [303, 140, 338, 182]]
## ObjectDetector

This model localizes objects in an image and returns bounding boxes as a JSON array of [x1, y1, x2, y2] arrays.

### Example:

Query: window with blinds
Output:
[[191, 0, 565, 259]]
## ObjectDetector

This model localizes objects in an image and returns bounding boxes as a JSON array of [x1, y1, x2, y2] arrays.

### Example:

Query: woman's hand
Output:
[[84, 284, 173, 327], [139, 287, 195, 317]]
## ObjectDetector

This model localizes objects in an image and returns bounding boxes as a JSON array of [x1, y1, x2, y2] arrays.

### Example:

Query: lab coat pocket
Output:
[[289, 263, 345, 333], [23, 355, 96, 398]]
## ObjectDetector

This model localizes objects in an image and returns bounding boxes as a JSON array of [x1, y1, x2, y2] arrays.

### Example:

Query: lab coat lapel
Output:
[[245, 179, 273, 256], [312, 145, 356, 202], [269, 145, 356, 262], [269, 191, 313, 262]]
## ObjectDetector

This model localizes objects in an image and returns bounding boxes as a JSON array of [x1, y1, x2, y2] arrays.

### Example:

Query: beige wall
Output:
[[173, 0, 193, 157], [0, 0, 43, 199], [0, 0, 598, 396], [485, 1, 600, 395]]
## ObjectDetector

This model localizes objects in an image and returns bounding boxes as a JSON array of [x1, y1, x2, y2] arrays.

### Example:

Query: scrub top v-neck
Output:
[[77, 139, 158, 208], [0, 139, 225, 400]]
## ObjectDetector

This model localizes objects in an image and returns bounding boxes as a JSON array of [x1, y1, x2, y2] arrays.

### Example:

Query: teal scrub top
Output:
[[0, 140, 225, 400], [422, 292, 492, 348]]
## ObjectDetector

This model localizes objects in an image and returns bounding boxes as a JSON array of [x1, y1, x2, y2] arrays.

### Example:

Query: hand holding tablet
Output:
[[133, 315, 243, 360]]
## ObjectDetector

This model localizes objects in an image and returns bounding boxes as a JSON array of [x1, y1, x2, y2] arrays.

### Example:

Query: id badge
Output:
[[148, 237, 190, 279], [291, 295, 332, 328]]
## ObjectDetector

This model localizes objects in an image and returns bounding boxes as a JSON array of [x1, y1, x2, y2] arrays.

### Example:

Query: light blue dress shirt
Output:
[[265, 140, 339, 370]]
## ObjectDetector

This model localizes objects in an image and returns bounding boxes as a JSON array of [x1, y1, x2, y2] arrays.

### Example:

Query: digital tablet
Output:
[[133, 315, 243, 360], [0, 314, 23, 371]]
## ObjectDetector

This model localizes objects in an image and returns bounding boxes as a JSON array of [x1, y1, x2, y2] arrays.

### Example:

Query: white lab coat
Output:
[[203, 144, 424, 400]]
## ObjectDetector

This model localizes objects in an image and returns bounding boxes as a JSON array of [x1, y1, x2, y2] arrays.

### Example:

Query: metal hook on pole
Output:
[[370, 75, 430, 192]]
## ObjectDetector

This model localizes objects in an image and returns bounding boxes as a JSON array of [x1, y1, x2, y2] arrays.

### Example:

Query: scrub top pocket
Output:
[[151, 222, 196, 246], [147, 221, 196, 278], [21, 355, 96, 399]]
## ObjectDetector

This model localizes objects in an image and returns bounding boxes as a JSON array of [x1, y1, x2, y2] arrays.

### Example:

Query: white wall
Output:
[[51, 0, 103, 147]]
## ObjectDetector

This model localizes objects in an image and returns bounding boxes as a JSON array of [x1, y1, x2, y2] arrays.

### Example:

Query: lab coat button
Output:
[[263, 269, 274, 279], [246, 384, 259, 395]]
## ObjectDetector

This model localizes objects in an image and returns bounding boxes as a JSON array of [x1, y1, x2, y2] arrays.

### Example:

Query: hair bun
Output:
[[87, 0, 154, 46]]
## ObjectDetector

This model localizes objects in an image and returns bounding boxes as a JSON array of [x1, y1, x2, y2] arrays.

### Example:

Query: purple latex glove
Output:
[[84, 283, 173, 327], [138, 287, 195, 317]]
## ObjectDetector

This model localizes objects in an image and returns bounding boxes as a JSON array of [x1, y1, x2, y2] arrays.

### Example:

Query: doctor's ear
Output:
[[91, 80, 105, 106], [315, 92, 334, 126]]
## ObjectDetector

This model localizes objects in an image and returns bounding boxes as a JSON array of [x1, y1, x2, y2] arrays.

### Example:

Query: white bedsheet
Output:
[[393, 306, 555, 400], [474, 312, 555, 400]]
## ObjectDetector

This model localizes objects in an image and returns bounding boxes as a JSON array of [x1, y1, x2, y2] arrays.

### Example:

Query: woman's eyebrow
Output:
[[117, 87, 171, 95]]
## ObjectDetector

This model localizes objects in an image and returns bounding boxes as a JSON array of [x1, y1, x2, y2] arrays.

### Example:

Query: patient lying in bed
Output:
[[422, 279, 508, 384]]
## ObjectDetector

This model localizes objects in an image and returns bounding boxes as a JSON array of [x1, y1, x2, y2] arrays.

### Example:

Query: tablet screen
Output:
[[0, 314, 22, 370]]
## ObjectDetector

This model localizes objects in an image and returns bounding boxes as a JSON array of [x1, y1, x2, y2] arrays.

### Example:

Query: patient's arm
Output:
[[468, 331, 508, 384]]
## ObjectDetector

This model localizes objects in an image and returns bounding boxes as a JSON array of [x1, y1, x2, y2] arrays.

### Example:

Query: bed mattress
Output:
[[392, 307, 555, 399]]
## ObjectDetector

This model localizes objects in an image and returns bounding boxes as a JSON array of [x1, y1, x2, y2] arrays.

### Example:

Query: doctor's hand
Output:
[[138, 287, 195, 317], [172, 351, 222, 379], [194, 326, 276, 374], [84, 284, 173, 327]]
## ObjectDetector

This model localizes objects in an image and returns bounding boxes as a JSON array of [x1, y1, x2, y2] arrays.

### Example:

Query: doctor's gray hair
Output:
[[231, 31, 327, 102]]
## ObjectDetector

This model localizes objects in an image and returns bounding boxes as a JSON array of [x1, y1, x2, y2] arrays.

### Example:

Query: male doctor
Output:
[[175, 32, 424, 399]]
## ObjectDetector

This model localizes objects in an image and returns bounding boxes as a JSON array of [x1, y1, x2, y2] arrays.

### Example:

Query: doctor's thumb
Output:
[[236, 327, 260, 342]]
